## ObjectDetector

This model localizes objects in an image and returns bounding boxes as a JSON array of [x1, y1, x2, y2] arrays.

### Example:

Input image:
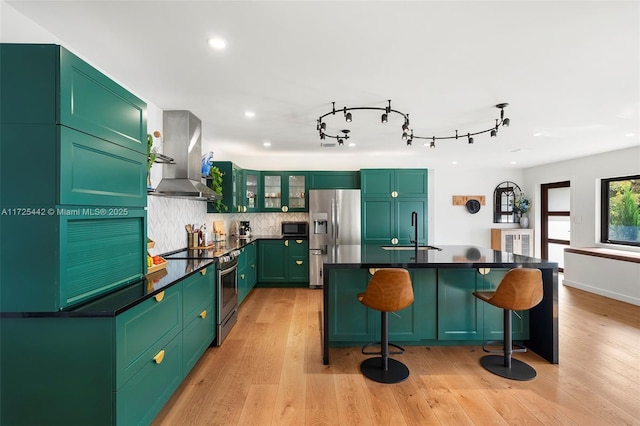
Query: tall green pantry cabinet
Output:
[[0, 44, 161, 425]]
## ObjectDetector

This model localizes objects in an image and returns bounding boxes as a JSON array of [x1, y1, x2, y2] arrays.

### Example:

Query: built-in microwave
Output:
[[281, 221, 308, 237]]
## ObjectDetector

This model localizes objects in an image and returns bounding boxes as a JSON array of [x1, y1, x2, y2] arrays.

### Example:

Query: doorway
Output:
[[541, 181, 571, 271]]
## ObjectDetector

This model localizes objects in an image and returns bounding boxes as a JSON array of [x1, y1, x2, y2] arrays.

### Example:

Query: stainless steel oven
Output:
[[217, 253, 239, 345]]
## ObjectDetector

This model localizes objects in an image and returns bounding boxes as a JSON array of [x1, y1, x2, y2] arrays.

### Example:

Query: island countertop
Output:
[[321, 244, 559, 365]]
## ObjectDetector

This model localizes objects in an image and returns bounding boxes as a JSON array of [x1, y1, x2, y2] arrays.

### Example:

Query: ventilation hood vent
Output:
[[155, 110, 219, 201]]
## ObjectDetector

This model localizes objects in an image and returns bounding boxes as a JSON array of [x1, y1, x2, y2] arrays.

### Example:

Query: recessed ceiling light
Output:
[[451, 161, 458, 165], [511, 161, 518, 165], [348, 143, 356, 147], [244, 111, 255, 118], [533, 132, 543, 137], [625, 133, 635, 137], [207, 38, 226, 50], [263, 141, 271, 147]]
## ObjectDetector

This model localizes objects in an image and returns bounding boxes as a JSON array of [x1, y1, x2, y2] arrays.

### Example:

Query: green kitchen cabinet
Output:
[[1, 208, 147, 312], [238, 241, 258, 303], [242, 170, 261, 212], [0, 44, 147, 153], [1, 44, 147, 208], [361, 169, 427, 198], [309, 171, 360, 189], [258, 239, 308, 285], [261, 172, 308, 212], [437, 268, 528, 342], [360, 169, 428, 245], [182, 265, 216, 373], [328, 268, 437, 344], [208, 161, 241, 213]]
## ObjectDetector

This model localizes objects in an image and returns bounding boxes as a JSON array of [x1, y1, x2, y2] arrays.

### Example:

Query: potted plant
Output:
[[514, 194, 531, 228], [146, 134, 157, 189], [207, 166, 228, 212]]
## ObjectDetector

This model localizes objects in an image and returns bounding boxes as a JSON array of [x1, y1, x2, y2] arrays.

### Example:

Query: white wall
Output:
[[525, 146, 640, 305]]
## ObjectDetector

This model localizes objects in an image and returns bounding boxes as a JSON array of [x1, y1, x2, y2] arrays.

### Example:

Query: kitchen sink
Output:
[[380, 245, 442, 251]]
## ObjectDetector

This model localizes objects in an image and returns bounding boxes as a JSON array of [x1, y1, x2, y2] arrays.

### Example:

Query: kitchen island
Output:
[[322, 244, 558, 365]]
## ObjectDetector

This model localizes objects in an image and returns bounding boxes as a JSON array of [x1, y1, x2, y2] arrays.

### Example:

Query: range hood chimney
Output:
[[155, 110, 219, 200]]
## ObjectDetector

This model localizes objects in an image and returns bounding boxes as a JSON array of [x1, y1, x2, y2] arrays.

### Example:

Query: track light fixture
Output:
[[317, 101, 510, 147]]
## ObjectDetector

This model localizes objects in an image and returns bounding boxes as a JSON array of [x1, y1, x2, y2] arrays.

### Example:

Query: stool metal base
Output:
[[480, 355, 537, 381], [360, 357, 409, 384]]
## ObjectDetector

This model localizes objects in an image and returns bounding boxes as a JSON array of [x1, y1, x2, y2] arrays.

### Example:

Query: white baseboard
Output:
[[562, 279, 640, 306]]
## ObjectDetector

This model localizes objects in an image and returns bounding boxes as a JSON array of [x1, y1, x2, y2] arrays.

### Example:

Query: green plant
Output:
[[208, 166, 228, 212], [147, 134, 156, 172]]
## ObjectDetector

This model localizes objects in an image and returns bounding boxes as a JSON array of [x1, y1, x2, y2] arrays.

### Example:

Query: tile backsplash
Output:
[[147, 195, 308, 254]]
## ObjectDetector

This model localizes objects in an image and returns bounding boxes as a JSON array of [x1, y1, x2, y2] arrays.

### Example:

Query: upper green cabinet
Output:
[[242, 170, 261, 212], [1, 44, 147, 208], [208, 161, 240, 213], [361, 169, 427, 198], [261, 172, 308, 212], [309, 171, 360, 189], [361, 169, 428, 245], [0, 44, 147, 153]]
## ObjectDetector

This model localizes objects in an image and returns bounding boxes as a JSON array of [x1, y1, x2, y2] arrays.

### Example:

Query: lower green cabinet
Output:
[[437, 268, 529, 341], [328, 269, 437, 344], [238, 242, 258, 303], [258, 239, 308, 286], [0, 265, 217, 426]]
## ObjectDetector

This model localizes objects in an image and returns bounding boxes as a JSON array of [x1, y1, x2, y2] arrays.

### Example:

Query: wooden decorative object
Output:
[[452, 195, 486, 206]]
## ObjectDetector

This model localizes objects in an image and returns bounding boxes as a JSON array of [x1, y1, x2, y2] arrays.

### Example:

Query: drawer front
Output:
[[60, 208, 146, 309], [116, 333, 183, 426], [183, 302, 215, 375], [59, 47, 147, 153], [288, 239, 308, 257], [116, 285, 182, 387], [59, 126, 147, 207], [183, 267, 214, 322], [289, 256, 309, 282]]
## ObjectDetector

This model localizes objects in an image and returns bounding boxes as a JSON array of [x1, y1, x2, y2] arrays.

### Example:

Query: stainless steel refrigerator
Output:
[[309, 189, 361, 288]]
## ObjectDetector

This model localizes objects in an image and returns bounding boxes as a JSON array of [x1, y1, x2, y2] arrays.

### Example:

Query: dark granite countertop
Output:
[[1, 235, 306, 318], [322, 244, 557, 269]]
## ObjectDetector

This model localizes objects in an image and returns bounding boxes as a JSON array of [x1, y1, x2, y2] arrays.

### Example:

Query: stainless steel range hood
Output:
[[155, 110, 219, 200]]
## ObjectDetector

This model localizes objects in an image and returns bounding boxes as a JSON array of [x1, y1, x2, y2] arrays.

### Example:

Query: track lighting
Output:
[[316, 101, 510, 148]]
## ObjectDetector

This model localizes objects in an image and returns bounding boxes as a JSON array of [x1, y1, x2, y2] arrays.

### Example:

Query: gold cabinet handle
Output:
[[478, 268, 491, 275], [284, 240, 289, 247], [296, 239, 303, 244], [240, 274, 245, 279], [200, 310, 207, 319], [391, 238, 399, 245], [282, 206, 289, 212], [200, 268, 207, 276], [243, 206, 247, 212], [391, 191, 398, 198], [251, 264, 255, 269], [296, 260, 303, 265], [369, 268, 379, 276], [154, 291, 165, 302], [153, 350, 165, 364]]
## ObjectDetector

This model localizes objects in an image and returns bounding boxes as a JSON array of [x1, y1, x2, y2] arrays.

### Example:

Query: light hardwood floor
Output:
[[153, 282, 640, 425]]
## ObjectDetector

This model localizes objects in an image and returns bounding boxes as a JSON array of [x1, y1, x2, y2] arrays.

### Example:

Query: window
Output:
[[601, 175, 640, 247]]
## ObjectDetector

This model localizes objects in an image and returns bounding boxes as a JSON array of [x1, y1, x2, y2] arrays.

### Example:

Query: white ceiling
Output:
[[2, 0, 639, 169]]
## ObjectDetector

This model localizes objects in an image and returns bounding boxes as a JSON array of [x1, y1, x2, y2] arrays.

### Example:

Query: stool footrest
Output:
[[361, 342, 405, 356], [482, 340, 527, 354]]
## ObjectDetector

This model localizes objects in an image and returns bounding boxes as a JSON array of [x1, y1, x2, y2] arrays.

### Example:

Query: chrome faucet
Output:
[[410, 211, 419, 254]]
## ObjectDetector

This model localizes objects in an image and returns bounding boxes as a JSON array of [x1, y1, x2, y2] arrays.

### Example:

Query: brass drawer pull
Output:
[[296, 240, 303, 244], [154, 291, 165, 302], [284, 240, 289, 247], [153, 350, 165, 364], [200, 310, 207, 319], [240, 274, 245, 279], [296, 260, 303, 265], [200, 268, 207, 276]]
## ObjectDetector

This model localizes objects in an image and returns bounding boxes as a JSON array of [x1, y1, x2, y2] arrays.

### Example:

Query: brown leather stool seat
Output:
[[357, 268, 414, 383], [473, 268, 543, 381]]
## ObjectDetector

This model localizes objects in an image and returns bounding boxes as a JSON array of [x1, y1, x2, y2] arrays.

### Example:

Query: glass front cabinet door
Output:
[[262, 173, 282, 211], [287, 174, 306, 211]]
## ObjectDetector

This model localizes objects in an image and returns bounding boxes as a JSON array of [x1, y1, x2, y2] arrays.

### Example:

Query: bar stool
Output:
[[357, 268, 414, 384], [473, 268, 543, 381]]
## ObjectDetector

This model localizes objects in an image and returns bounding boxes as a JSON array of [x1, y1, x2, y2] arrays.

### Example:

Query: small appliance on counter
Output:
[[239, 221, 251, 238]]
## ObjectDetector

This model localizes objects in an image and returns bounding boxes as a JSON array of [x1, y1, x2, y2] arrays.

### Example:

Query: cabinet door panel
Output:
[[258, 240, 286, 281], [183, 302, 215, 374], [59, 47, 146, 153], [437, 269, 482, 340], [59, 126, 146, 207], [396, 169, 427, 197], [182, 267, 214, 322], [389, 269, 437, 341], [362, 199, 394, 244], [361, 169, 394, 197], [328, 269, 376, 342]]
